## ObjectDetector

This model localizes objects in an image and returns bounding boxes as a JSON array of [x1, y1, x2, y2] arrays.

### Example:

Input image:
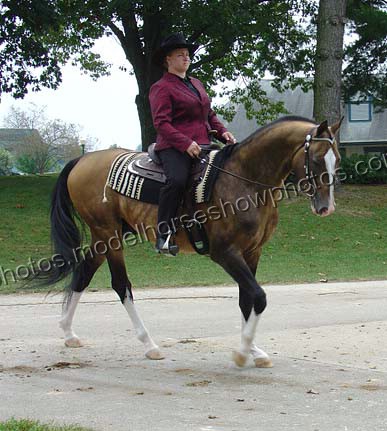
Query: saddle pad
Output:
[[195, 143, 237, 203], [104, 152, 162, 204], [104, 145, 236, 205]]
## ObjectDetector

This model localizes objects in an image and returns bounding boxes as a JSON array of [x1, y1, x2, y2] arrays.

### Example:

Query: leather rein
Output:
[[198, 130, 336, 196]]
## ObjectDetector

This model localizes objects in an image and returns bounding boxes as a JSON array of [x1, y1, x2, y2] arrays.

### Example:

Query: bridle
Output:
[[199, 128, 336, 196], [297, 130, 336, 197]]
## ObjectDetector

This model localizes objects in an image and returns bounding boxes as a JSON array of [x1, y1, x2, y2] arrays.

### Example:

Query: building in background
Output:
[[0, 128, 43, 152], [224, 80, 387, 156]]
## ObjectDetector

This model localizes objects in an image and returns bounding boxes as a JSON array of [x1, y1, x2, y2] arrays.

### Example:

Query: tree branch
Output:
[[121, 11, 145, 76], [191, 49, 229, 70]]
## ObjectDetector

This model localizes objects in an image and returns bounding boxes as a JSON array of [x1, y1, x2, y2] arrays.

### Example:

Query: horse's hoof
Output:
[[64, 337, 83, 348], [232, 351, 248, 367], [254, 357, 273, 368], [145, 348, 165, 360]]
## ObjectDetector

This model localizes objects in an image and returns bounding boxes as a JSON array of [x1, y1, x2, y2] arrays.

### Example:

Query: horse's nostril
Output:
[[318, 207, 328, 215]]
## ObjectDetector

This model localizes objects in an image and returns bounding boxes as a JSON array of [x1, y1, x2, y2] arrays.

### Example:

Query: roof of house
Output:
[[223, 80, 387, 144], [0, 128, 43, 151]]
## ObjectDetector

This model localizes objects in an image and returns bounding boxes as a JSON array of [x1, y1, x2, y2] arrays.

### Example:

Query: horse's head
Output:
[[292, 118, 343, 217]]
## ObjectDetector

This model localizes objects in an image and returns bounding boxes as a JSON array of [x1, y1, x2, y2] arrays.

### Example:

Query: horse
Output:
[[32, 115, 342, 368]]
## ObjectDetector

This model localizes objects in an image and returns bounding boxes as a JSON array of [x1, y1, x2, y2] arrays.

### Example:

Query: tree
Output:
[[0, 0, 109, 99], [313, 0, 386, 124], [3, 104, 97, 174], [0, 0, 317, 149], [343, 0, 387, 109], [1, 1, 386, 150], [313, 0, 347, 124]]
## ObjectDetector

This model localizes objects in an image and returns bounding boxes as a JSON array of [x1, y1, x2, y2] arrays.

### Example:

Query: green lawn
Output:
[[0, 418, 93, 431], [0, 175, 386, 294]]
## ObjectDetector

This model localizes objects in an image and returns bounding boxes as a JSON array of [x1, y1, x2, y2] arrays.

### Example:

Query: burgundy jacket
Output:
[[149, 72, 228, 153]]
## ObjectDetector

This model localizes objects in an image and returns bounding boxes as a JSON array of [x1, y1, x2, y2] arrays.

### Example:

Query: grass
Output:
[[0, 174, 386, 294], [0, 418, 93, 431]]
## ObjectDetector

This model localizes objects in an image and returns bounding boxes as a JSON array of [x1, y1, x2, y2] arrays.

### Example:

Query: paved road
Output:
[[1, 280, 387, 431]]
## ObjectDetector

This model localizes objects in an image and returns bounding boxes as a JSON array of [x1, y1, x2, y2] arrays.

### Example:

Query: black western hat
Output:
[[152, 33, 199, 66]]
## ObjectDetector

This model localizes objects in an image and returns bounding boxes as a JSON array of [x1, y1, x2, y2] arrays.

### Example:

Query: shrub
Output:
[[0, 148, 13, 175], [339, 153, 387, 184]]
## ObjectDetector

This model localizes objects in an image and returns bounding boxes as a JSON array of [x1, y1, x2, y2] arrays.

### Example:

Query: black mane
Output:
[[239, 115, 318, 146]]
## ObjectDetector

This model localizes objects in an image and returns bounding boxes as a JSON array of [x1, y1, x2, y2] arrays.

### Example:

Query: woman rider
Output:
[[149, 33, 236, 255]]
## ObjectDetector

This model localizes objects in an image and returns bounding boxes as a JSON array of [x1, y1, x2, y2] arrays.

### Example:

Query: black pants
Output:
[[157, 148, 194, 236]]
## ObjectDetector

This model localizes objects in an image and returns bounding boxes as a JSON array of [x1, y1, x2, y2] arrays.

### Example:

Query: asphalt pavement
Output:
[[1, 280, 387, 431]]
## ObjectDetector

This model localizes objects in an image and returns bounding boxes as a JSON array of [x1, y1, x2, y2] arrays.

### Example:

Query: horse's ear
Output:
[[330, 116, 344, 135], [316, 120, 328, 136]]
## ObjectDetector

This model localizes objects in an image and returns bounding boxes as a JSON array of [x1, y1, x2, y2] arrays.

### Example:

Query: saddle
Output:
[[104, 142, 232, 255], [127, 143, 220, 184]]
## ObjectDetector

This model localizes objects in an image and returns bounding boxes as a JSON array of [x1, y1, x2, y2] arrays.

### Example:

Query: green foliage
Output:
[[0, 1, 316, 126], [0, 0, 109, 99], [188, 0, 317, 123], [344, 0, 387, 108], [0, 148, 13, 175], [340, 153, 387, 184], [15, 154, 57, 175], [1, 0, 386, 142], [0, 418, 93, 431]]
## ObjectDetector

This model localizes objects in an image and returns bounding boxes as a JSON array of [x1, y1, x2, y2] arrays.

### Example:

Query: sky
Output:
[[0, 36, 142, 151]]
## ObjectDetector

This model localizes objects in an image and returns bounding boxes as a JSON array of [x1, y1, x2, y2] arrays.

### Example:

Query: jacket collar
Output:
[[162, 72, 202, 100], [163, 71, 187, 81]]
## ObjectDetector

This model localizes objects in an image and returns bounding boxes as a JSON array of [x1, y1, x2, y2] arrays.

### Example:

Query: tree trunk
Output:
[[313, 0, 347, 127], [135, 64, 164, 151], [136, 91, 156, 151]]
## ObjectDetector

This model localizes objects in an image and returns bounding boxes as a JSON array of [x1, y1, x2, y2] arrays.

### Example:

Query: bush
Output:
[[0, 148, 13, 175], [339, 153, 387, 184]]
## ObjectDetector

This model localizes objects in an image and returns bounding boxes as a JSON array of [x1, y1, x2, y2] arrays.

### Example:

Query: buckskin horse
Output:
[[32, 116, 342, 368]]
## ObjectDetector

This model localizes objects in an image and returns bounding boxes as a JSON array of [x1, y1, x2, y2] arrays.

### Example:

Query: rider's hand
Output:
[[186, 141, 201, 158], [222, 131, 237, 144]]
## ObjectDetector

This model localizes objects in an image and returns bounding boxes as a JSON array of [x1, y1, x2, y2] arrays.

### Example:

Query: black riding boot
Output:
[[155, 148, 192, 256]]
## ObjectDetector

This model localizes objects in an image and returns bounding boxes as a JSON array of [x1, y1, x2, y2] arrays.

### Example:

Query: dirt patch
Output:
[[359, 384, 387, 391], [185, 379, 212, 387], [0, 365, 39, 374], [0, 361, 92, 375], [178, 339, 198, 344]]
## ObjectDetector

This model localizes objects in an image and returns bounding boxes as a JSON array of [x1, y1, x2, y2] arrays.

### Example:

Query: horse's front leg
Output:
[[240, 310, 273, 368], [212, 249, 269, 367], [240, 250, 273, 367]]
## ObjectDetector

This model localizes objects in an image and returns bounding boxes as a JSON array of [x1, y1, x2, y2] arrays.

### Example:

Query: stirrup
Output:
[[155, 232, 179, 256]]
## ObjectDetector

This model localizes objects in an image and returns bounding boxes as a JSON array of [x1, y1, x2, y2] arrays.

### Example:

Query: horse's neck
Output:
[[234, 124, 310, 185]]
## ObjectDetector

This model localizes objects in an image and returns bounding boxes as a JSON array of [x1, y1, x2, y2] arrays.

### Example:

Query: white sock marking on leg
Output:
[[240, 310, 260, 356], [59, 291, 82, 342], [241, 313, 269, 359], [123, 290, 159, 353]]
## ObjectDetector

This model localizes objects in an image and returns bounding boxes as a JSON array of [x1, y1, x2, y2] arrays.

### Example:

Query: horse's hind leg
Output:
[[59, 239, 106, 347], [60, 291, 83, 347], [106, 247, 164, 360]]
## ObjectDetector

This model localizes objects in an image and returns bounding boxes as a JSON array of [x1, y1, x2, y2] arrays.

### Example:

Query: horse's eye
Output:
[[312, 158, 323, 167]]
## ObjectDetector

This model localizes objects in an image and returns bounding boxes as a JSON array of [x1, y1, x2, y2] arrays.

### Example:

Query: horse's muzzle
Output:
[[311, 197, 335, 217]]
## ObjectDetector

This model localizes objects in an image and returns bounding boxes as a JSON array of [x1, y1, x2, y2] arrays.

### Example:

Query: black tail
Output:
[[28, 157, 83, 288]]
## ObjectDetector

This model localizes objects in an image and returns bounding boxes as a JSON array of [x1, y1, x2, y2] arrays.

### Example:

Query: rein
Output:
[[198, 131, 336, 195]]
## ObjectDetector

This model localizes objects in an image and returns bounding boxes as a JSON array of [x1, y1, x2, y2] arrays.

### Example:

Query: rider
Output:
[[149, 33, 236, 255]]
